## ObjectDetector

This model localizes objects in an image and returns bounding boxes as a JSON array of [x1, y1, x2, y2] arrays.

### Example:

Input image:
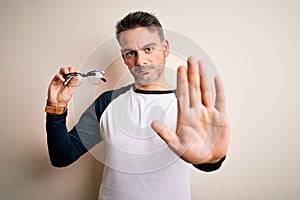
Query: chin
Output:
[[136, 76, 159, 86]]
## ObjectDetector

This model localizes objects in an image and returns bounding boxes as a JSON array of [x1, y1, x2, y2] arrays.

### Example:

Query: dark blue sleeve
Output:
[[46, 111, 90, 167], [193, 156, 226, 172], [46, 94, 108, 167], [45, 85, 132, 167]]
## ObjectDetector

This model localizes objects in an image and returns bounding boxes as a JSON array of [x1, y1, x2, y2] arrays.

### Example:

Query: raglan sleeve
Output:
[[46, 94, 107, 167]]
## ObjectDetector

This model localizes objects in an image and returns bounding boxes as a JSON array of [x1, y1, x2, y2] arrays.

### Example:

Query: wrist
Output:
[[45, 105, 67, 115], [46, 99, 68, 108], [194, 154, 224, 165], [45, 99, 68, 114]]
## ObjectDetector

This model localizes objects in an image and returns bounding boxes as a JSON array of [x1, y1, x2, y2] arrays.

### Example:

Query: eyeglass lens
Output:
[[63, 71, 106, 87]]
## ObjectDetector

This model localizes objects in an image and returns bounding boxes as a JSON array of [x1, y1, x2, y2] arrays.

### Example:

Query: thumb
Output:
[[151, 120, 177, 144]]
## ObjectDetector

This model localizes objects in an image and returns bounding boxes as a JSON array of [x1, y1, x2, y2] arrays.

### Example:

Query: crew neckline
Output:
[[132, 84, 175, 95]]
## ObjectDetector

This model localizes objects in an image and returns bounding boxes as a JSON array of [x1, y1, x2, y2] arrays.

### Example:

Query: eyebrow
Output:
[[121, 42, 159, 53]]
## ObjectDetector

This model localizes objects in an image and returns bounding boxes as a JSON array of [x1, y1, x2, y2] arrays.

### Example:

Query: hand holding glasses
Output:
[[63, 70, 107, 87]]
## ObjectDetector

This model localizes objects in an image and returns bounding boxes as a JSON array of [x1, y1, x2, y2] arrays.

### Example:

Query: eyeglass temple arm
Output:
[[63, 76, 73, 86], [90, 71, 107, 82], [62, 72, 82, 86], [99, 71, 107, 82]]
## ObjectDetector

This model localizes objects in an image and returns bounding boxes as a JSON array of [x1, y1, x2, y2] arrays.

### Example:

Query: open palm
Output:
[[152, 57, 230, 164]]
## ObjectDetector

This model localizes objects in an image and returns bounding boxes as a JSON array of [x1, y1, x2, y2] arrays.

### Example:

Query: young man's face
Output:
[[119, 27, 169, 86]]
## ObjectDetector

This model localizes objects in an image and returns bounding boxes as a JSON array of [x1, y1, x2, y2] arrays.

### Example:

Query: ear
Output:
[[162, 39, 170, 57]]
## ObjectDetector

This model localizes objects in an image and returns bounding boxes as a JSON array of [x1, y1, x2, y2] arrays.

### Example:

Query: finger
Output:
[[198, 60, 212, 107], [55, 67, 68, 84], [177, 66, 189, 110], [151, 120, 178, 145], [176, 99, 182, 133], [51, 73, 63, 82], [59, 66, 77, 76], [51, 67, 66, 85], [59, 67, 69, 75], [68, 66, 77, 73], [187, 56, 201, 107], [214, 76, 226, 112]]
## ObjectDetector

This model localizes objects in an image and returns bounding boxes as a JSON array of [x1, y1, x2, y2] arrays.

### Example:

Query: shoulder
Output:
[[98, 83, 133, 99], [95, 84, 133, 107]]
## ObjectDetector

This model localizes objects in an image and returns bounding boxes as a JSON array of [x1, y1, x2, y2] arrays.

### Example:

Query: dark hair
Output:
[[115, 11, 164, 43]]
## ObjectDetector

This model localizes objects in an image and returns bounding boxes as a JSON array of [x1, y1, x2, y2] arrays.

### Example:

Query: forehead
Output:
[[119, 27, 162, 49]]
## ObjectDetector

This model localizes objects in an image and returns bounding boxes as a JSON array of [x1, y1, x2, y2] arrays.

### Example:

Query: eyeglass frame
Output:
[[63, 70, 107, 86]]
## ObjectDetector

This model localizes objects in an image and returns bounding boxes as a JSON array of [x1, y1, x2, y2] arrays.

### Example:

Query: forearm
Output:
[[46, 111, 88, 167], [45, 99, 103, 167], [45, 67, 104, 167]]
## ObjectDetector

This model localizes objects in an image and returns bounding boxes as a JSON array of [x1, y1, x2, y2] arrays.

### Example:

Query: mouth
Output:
[[134, 65, 153, 74], [140, 69, 151, 75]]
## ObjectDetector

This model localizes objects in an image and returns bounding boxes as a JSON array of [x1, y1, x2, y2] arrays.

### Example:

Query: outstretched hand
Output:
[[152, 57, 230, 164]]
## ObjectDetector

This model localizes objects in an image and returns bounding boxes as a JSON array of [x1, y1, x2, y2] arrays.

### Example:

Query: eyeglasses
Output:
[[63, 70, 106, 87]]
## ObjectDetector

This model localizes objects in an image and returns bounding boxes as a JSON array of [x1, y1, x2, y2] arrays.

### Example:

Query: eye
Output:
[[125, 51, 136, 57], [144, 47, 153, 52]]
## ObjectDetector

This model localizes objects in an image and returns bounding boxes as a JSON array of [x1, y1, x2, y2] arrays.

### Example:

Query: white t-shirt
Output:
[[98, 87, 191, 200]]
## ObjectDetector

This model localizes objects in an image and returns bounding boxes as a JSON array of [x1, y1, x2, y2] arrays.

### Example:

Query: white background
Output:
[[0, 0, 299, 199]]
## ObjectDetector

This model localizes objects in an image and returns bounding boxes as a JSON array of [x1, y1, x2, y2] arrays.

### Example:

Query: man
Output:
[[45, 11, 230, 200]]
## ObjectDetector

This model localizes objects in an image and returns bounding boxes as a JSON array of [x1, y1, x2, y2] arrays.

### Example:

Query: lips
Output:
[[140, 69, 151, 74], [134, 65, 154, 74]]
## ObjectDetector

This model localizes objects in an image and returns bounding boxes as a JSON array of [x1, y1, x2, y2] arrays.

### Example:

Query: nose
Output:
[[135, 50, 148, 66]]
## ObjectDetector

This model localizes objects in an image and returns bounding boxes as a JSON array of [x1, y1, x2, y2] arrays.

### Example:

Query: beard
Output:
[[130, 64, 164, 85]]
